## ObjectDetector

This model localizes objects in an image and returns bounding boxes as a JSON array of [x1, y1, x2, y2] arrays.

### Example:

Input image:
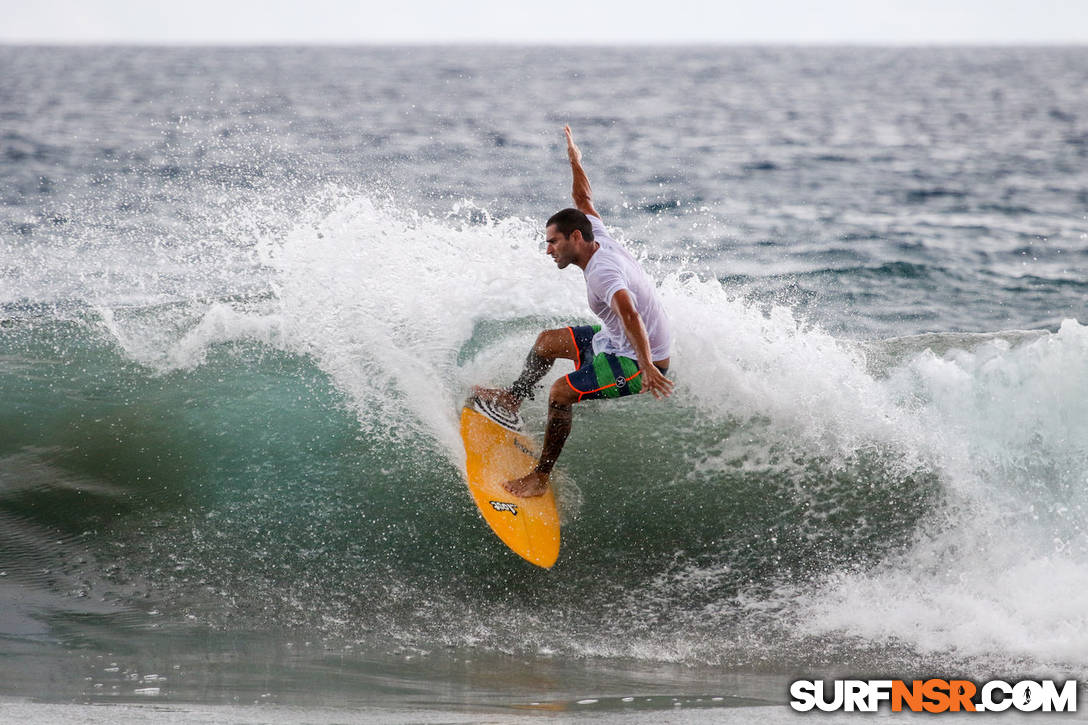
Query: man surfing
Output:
[[475, 125, 674, 497]]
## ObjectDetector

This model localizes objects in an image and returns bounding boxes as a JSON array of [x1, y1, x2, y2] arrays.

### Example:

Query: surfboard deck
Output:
[[459, 399, 560, 568]]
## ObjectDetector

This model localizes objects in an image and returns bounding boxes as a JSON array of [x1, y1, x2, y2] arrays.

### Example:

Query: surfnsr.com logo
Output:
[[790, 679, 1077, 713]]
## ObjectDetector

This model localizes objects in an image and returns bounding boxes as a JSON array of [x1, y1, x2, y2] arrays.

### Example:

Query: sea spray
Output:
[[791, 320, 1088, 668]]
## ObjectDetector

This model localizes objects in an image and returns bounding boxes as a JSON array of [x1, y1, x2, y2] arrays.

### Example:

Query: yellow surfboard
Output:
[[459, 399, 560, 568]]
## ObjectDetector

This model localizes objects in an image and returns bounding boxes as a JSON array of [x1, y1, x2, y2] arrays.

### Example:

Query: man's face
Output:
[[545, 224, 579, 269]]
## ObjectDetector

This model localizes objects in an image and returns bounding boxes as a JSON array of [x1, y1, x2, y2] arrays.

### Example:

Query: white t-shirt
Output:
[[582, 214, 672, 362]]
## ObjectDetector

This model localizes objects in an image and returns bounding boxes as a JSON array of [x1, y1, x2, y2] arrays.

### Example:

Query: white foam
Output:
[[96, 302, 285, 370], [660, 273, 927, 458], [792, 319, 1088, 669]]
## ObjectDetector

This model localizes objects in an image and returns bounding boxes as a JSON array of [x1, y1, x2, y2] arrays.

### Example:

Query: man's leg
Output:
[[502, 377, 579, 497], [474, 329, 578, 413]]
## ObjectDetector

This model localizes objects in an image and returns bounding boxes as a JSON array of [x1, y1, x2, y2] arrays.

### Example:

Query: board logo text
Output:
[[489, 500, 519, 516]]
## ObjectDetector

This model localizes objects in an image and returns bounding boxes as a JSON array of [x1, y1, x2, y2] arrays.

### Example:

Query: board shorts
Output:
[[564, 324, 668, 402]]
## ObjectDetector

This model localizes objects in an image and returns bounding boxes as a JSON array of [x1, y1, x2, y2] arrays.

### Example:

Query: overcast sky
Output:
[[2, 0, 1086, 45]]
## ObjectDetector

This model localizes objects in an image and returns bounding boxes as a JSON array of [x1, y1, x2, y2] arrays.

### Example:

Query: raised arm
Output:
[[565, 125, 602, 221]]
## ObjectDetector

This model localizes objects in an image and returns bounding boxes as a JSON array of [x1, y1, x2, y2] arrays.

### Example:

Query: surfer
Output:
[[475, 125, 674, 497]]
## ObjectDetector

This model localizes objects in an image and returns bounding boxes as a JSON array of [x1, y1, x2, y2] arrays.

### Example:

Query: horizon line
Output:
[[3, 39, 1087, 48]]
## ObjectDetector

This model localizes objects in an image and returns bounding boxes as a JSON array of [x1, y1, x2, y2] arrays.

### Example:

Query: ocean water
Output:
[[2, 45, 1088, 721]]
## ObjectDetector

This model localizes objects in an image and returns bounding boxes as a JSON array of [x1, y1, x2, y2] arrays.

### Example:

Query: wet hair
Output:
[[546, 208, 594, 242]]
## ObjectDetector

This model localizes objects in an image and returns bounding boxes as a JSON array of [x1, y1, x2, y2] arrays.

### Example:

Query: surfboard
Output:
[[459, 397, 560, 568]]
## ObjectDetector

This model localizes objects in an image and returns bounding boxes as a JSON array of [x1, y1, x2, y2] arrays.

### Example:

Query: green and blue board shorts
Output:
[[564, 324, 668, 402]]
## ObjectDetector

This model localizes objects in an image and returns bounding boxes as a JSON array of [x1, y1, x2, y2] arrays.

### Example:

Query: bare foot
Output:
[[503, 470, 549, 497], [472, 386, 522, 414]]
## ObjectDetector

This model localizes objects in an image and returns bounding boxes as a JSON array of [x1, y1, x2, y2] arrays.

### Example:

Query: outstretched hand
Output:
[[564, 124, 582, 165], [640, 365, 674, 400]]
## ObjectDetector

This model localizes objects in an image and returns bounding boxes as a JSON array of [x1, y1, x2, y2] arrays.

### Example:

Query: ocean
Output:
[[1, 45, 1087, 722]]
